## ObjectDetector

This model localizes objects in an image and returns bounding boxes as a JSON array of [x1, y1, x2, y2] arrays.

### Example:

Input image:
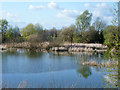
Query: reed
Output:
[[82, 61, 118, 67]]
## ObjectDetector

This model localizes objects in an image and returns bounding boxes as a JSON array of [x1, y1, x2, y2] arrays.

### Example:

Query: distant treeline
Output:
[[0, 10, 120, 53]]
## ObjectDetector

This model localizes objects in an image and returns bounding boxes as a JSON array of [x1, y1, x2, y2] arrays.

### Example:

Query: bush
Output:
[[73, 26, 102, 43], [103, 25, 119, 49]]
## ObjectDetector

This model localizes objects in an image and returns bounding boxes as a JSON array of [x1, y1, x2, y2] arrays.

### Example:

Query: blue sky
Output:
[[0, 2, 116, 29]]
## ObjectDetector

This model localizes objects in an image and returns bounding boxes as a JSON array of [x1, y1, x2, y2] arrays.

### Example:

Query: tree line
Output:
[[0, 9, 120, 53]]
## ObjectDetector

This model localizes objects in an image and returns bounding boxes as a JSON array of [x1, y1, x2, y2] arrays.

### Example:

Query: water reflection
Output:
[[77, 66, 91, 79], [24, 50, 44, 58], [2, 49, 119, 88]]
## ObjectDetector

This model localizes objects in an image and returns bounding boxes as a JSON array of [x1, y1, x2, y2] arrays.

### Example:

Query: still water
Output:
[[1, 49, 119, 88]]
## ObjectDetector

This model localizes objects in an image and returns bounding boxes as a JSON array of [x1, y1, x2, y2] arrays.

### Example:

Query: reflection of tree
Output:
[[3, 49, 19, 60], [24, 50, 43, 58], [49, 51, 76, 61], [4, 49, 44, 59], [77, 66, 92, 79], [5, 49, 19, 55], [52, 51, 75, 57]]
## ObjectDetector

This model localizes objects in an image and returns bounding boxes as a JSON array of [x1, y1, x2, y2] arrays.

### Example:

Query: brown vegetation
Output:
[[82, 61, 118, 67]]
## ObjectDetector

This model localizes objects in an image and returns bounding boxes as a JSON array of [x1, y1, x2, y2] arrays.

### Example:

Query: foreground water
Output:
[[1, 49, 119, 88]]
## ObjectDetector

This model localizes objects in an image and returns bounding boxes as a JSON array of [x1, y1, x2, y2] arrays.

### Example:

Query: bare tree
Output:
[[92, 17, 107, 33]]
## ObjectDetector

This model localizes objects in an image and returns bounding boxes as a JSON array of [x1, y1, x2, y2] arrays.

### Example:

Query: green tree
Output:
[[76, 10, 92, 32], [5, 26, 23, 42], [103, 25, 118, 49], [87, 26, 99, 43], [103, 2, 120, 55], [111, 2, 119, 26], [112, 2, 120, 52], [28, 30, 49, 43], [0, 19, 8, 43], [34, 23, 43, 31], [5, 27, 13, 41], [21, 23, 36, 40], [58, 25, 75, 43], [49, 27, 57, 38], [77, 26, 99, 43]]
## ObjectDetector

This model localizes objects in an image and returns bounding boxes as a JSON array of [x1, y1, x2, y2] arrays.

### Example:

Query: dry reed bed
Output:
[[63, 43, 107, 49], [1, 42, 107, 52], [82, 61, 118, 67], [51, 43, 107, 52], [1, 42, 50, 50]]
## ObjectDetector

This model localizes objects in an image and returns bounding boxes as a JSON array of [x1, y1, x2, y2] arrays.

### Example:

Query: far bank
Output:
[[0, 42, 107, 53]]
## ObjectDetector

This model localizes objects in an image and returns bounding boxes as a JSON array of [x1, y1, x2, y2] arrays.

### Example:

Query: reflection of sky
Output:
[[2, 50, 110, 73], [0, 2, 115, 29], [2, 50, 116, 88], [2, 68, 105, 88]]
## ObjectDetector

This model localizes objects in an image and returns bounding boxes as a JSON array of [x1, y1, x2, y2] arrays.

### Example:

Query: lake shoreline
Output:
[[0, 42, 107, 52]]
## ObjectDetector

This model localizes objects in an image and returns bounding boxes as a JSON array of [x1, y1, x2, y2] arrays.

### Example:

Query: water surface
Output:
[[2, 49, 119, 88]]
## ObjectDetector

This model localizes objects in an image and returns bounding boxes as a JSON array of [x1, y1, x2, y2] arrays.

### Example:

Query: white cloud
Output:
[[28, 2, 112, 25], [57, 2, 112, 21], [29, 2, 61, 10], [96, 3, 107, 8], [56, 9, 79, 19], [48, 1, 62, 10], [84, 2, 110, 17], [48, 2, 79, 19], [84, 2, 113, 25], [48, 1, 58, 9], [84, 3, 90, 7], [92, 3, 112, 17], [91, 3, 113, 25], [29, 5, 45, 10]]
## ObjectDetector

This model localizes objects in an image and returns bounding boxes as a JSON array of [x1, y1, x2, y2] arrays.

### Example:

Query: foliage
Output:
[[58, 25, 75, 43], [27, 30, 49, 43], [48, 27, 57, 41], [21, 24, 36, 40], [105, 2, 120, 55], [73, 26, 102, 43], [5, 26, 23, 42], [111, 2, 118, 26], [76, 10, 92, 32], [0, 19, 8, 33], [103, 25, 120, 51], [0, 19, 9, 43], [34, 23, 43, 31]]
